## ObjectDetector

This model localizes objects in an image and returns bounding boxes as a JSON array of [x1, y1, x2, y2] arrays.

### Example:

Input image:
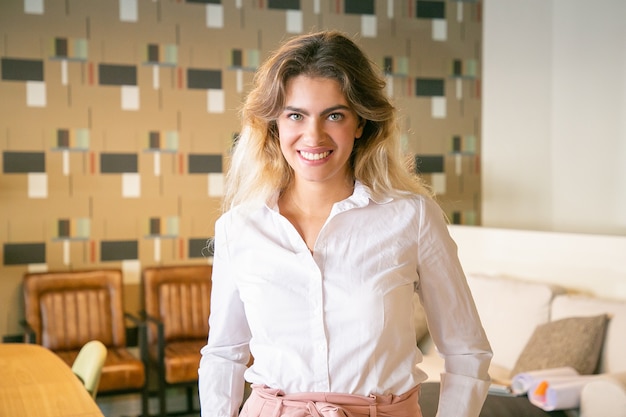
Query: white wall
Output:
[[482, 0, 626, 235]]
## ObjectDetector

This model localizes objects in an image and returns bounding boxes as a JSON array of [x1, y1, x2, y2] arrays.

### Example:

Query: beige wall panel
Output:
[[0, 275, 24, 335], [46, 160, 72, 196], [0, 84, 30, 115], [89, 28, 143, 63], [85, 87, 123, 120], [186, 130, 232, 155], [219, 24, 261, 50], [176, 90, 209, 126], [3, 214, 47, 241], [1, 28, 46, 57], [179, 196, 221, 236], [124, 282, 141, 316], [0, 177, 29, 204], [160, 167, 192, 196], [69, 173, 121, 199], [91, 214, 139, 241], [318, 14, 363, 38]]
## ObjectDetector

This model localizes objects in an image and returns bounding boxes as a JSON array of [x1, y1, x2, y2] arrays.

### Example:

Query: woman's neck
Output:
[[284, 178, 355, 216]]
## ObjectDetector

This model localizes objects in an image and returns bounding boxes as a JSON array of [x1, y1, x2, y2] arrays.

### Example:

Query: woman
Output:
[[199, 30, 492, 417]]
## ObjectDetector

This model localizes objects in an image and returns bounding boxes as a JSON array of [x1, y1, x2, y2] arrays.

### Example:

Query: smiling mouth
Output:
[[300, 150, 331, 161]]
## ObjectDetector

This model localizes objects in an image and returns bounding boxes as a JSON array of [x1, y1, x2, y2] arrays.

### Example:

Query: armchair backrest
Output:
[[142, 265, 212, 344], [23, 269, 127, 351]]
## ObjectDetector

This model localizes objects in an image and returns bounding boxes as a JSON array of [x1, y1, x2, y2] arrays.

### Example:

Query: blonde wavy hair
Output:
[[222, 30, 432, 212]]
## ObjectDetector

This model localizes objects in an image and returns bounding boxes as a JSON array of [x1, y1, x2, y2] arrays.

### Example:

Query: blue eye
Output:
[[288, 113, 302, 121], [328, 113, 344, 121]]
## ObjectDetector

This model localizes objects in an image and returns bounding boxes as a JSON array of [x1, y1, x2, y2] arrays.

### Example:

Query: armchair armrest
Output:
[[20, 320, 36, 344], [140, 312, 166, 364], [580, 372, 626, 417]]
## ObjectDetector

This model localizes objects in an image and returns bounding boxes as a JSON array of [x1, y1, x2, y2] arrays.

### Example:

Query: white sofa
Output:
[[415, 226, 626, 417]]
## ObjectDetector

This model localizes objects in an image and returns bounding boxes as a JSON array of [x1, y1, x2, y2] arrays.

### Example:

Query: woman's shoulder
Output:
[[216, 201, 273, 228]]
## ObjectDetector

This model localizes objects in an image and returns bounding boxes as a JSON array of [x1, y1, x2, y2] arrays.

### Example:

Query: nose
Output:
[[303, 119, 325, 144]]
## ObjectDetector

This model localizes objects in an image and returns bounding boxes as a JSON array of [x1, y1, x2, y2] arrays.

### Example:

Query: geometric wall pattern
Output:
[[0, 0, 482, 336]]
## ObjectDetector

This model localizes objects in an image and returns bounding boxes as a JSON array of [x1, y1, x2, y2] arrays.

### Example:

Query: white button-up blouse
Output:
[[198, 182, 492, 417]]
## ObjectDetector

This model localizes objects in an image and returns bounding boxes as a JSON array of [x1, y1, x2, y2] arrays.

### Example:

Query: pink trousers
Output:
[[240, 384, 423, 417]]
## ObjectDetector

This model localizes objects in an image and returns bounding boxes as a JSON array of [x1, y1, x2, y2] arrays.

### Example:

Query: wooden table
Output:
[[0, 343, 105, 417]]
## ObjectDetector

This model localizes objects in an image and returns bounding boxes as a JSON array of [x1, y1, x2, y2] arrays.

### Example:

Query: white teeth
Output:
[[300, 151, 330, 161]]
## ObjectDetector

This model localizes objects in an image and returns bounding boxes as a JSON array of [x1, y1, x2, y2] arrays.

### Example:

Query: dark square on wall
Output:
[[188, 154, 222, 173], [100, 153, 138, 173], [232, 49, 243, 67], [149, 131, 160, 149], [147, 44, 159, 63], [452, 135, 462, 152], [268, 0, 300, 10], [150, 218, 161, 235], [189, 238, 211, 258], [3, 243, 46, 265], [58, 219, 70, 237], [55, 38, 68, 57], [57, 129, 70, 148], [416, 78, 445, 97], [345, 0, 374, 15], [187, 69, 222, 89], [1, 58, 44, 81], [99, 64, 137, 86], [416, 1, 446, 19], [415, 155, 444, 173], [100, 240, 138, 261], [3, 151, 45, 173]]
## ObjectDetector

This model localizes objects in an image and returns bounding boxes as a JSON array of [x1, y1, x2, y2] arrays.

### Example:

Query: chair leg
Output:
[[186, 386, 194, 413], [141, 384, 149, 417], [158, 378, 166, 417]]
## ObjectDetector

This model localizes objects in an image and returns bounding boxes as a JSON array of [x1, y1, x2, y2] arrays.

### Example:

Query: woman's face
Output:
[[276, 75, 364, 188]]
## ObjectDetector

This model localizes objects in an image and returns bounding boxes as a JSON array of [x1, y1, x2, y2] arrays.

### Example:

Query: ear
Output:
[[355, 119, 365, 139]]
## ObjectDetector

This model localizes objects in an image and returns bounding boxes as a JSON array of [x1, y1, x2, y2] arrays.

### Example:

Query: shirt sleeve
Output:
[[415, 197, 493, 417], [198, 215, 252, 417]]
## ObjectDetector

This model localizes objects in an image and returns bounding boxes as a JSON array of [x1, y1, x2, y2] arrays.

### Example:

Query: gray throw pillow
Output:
[[511, 314, 608, 376]]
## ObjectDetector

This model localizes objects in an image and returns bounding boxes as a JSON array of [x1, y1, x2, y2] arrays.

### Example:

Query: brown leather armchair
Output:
[[22, 269, 148, 416], [142, 264, 213, 417]]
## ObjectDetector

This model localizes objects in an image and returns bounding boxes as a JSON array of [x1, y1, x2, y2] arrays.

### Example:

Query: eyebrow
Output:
[[283, 105, 352, 116]]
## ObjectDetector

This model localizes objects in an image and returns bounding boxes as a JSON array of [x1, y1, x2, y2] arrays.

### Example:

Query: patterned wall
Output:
[[0, 0, 482, 337]]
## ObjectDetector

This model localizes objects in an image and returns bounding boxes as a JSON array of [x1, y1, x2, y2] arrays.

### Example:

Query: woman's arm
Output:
[[198, 216, 252, 417], [416, 198, 492, 417]]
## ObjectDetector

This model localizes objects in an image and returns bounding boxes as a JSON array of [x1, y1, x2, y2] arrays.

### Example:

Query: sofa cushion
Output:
[[466, 273, 565, 372], [511, 314, 608, 376], [551, 294, 626, 374]]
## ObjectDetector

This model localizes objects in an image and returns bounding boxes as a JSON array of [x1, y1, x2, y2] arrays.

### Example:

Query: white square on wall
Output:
[[207, 89, 224, 113], [432, 19, 447, 41], [208, 173, 224, 197], [26, 81, 46, 107], [432, 97, 446, 119], [122, 173, 141, 198], [24, 0, 43, 14], [122, 260, 141, 284], [431, 173, 447, 195], [361, 15, 377, 38], [206, 4, 224, 28], [120, 0, 138, 22], [286, 10, 303, 34], [28, 173, 47, 198], [121, 85, 140, 110]]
